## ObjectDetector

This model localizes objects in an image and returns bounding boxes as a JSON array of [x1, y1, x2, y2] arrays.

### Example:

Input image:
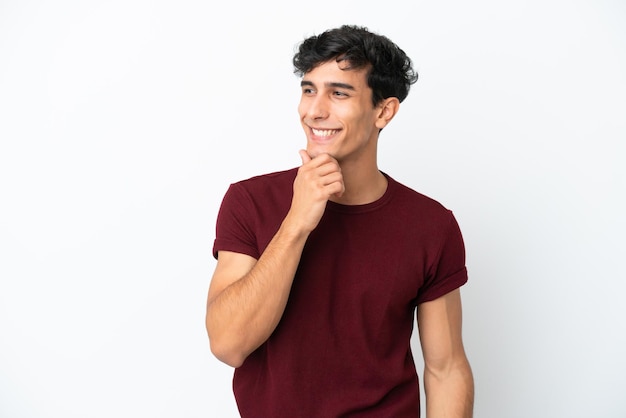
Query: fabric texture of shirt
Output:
[[212, 167, 468, 417]]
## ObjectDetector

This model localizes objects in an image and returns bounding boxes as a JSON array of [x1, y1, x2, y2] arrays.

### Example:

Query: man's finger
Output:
[[299, 149, 312, 165]]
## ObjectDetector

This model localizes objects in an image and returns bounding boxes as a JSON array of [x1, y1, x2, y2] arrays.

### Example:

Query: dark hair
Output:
[[293, 25, 418, 106]]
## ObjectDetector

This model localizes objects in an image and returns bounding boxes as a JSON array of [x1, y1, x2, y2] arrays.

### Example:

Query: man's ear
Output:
[[375, 97, 400, 130]]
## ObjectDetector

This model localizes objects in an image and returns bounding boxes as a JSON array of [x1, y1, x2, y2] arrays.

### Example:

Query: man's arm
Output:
[[418, 288, 474, 418], [205, 151, 344, 368]]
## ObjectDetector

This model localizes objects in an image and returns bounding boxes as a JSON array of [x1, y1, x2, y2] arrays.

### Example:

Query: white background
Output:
[[1, 0, 625, 417]]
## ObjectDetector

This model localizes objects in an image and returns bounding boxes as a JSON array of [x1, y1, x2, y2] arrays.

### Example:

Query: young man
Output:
[[206, 25, 474, 417]]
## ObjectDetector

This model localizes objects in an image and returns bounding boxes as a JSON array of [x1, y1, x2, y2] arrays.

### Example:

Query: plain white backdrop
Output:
[[1, 0, 624, 417]]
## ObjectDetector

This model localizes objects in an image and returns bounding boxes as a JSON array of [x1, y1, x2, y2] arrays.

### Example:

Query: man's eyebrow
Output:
[[300, 80, 356, 90], [327, 82, 355, 91]]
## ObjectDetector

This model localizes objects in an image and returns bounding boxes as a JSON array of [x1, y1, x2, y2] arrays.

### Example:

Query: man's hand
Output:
[[287, 150, 345, 233]]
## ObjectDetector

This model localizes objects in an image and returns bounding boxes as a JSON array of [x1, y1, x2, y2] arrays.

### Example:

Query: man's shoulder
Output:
[[388, 174, 451, 214], [227, 167, 298, 203]]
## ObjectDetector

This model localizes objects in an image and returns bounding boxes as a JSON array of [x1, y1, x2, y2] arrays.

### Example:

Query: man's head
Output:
[[293, 25, 418, 107]]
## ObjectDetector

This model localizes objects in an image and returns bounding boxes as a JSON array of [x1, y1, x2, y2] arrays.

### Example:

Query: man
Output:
[[206, 25, 474, 417]]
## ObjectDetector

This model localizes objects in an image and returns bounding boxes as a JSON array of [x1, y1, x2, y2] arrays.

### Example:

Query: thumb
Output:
[[299, 149, 312, 165]]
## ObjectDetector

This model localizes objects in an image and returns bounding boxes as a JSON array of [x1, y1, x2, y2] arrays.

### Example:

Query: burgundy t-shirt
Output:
[[213, 168, 468, 417]]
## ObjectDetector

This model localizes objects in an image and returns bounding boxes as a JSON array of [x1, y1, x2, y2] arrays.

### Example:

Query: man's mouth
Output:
[[311, 128, 339, 137]]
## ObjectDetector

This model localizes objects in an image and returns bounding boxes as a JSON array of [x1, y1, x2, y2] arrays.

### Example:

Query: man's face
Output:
[[298, 60, 382, 163]]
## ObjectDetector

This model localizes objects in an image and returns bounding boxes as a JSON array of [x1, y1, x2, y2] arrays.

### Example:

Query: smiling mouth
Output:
[[311, 128, 339, 137]]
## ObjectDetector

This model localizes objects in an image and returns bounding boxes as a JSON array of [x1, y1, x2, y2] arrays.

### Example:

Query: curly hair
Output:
[[293, 25, 418, 106]]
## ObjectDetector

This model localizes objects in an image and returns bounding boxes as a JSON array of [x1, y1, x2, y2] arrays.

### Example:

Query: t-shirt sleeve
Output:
[[416, 211, 468, 304], [212, 183, 260, 260]]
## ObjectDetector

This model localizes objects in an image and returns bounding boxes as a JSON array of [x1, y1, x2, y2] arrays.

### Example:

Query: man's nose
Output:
[[307, 95, 329, 119]]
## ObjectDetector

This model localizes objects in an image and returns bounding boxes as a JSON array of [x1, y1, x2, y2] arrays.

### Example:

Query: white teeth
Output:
[[312, 128, 336, 137]]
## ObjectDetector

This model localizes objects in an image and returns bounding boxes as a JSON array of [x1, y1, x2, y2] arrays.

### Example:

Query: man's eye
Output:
[[333, 91, 348, 97], [302, 88, 315, 94]]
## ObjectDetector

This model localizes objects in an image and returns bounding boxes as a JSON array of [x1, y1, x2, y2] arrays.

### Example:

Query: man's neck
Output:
[[330, 163, 388, 206]]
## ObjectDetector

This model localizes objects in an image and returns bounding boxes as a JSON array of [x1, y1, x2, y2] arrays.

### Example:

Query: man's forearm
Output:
[[206, 220, 309, 367], [424, 360, 474, 418]]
